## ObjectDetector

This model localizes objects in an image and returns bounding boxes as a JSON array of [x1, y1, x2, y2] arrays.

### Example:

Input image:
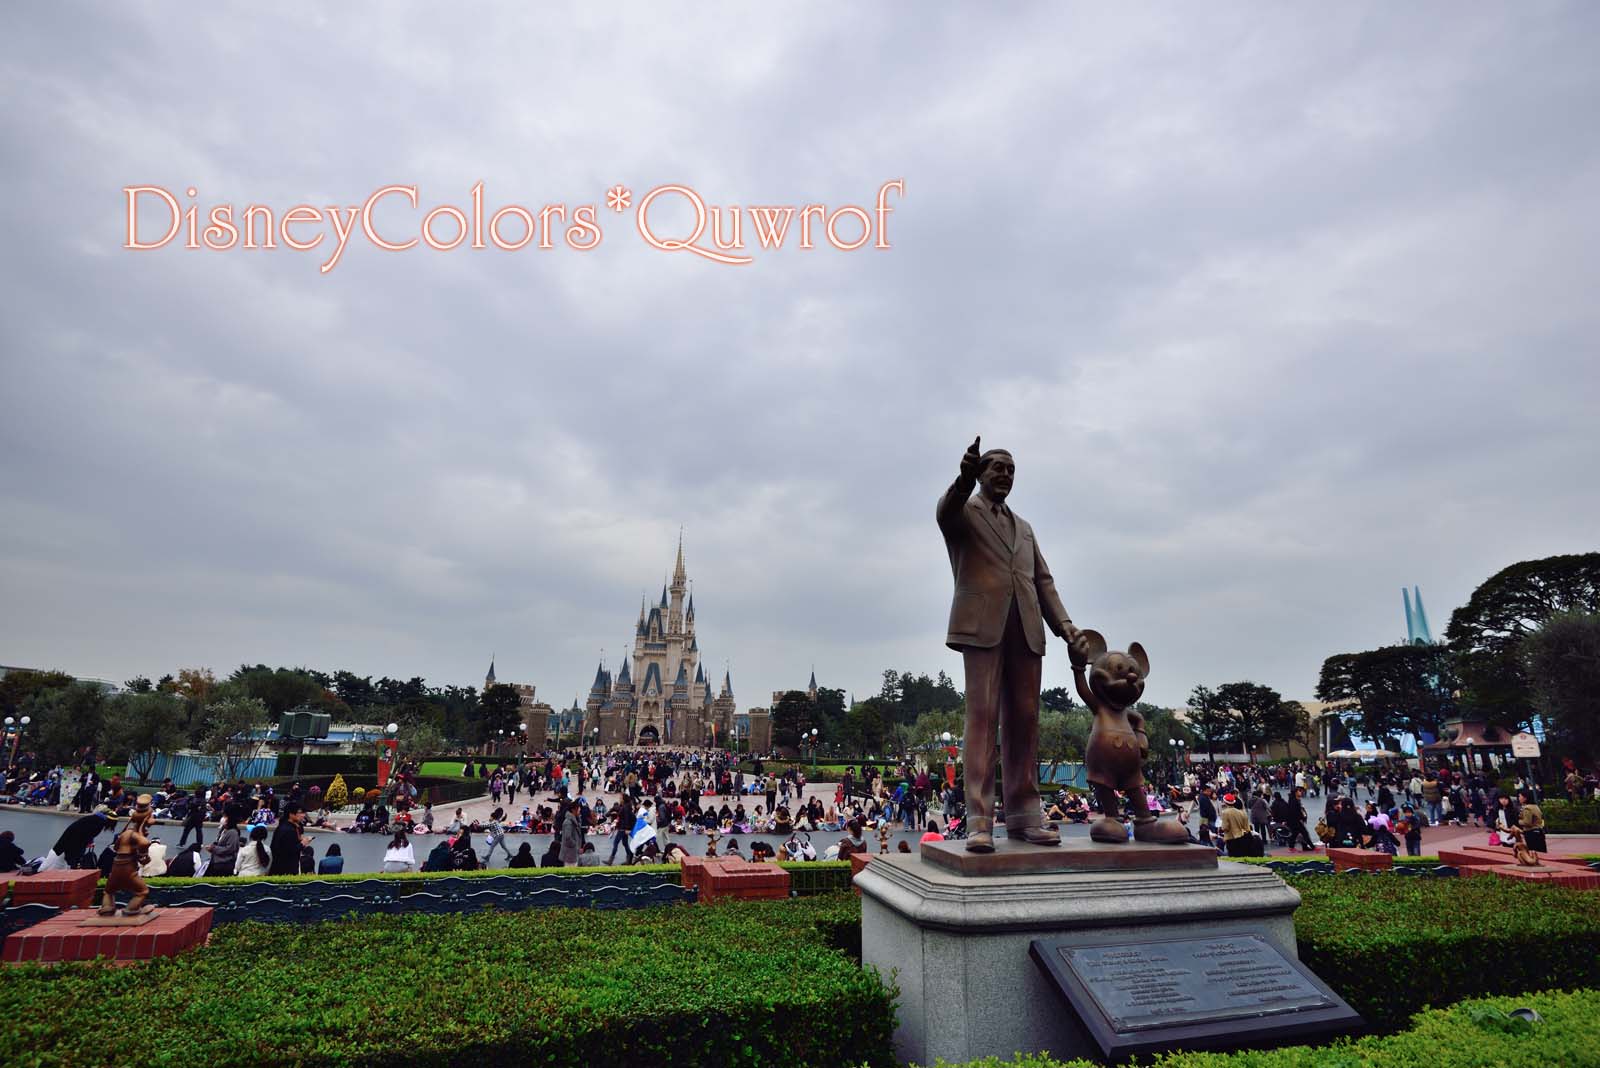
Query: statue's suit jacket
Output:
[[937, 474, 1072, 655]]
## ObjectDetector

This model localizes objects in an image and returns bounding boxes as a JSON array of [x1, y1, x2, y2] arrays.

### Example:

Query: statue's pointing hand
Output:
[[960, 436, 982, 480]]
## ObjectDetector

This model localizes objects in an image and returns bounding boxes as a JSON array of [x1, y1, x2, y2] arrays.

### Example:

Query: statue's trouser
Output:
[[961, 600, 1043, 836]]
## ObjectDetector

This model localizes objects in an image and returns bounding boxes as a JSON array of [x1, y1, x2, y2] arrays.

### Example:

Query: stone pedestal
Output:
[[855, 846, 1303, 1066]]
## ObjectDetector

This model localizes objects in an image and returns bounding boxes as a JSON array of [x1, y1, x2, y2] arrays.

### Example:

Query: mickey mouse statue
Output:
[[1069, 631, 1189, 845]]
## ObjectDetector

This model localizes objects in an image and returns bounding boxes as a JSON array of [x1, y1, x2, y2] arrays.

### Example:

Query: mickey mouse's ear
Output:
[[1128, 642, 1150, 676], [1080, 630, 1108, 660]]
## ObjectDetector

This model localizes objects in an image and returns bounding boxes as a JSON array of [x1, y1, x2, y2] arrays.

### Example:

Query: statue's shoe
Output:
[[1016, 825, 1061, 846], [965, 832, 995, 853], [1089, 818, 1127, 843], [1133, 817, 1191, 844]]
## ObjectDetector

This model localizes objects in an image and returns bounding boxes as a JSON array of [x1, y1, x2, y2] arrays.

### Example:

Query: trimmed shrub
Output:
[[779, 860, 853, 896], [350, 786, 365, 803], [1286, 873, 1600, 1031], [0, 896, 891, 1068], [941, 987, 1600, 1067], [323, 772, 349, 810]]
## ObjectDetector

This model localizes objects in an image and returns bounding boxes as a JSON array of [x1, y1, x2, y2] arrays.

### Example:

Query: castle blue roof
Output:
[[617, 660, 631, 685], [675, 661, 689, 684], [642, 661, 663, 695]]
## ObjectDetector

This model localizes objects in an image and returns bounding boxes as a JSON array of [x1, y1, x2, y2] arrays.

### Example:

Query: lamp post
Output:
[[942, 731, 958, 789], [518, 721, 527, 758], [592, 726, 600, 752], [4, 715, 31, 765], [808, 727, 819, 770], [1174, 738, 1186, 786]]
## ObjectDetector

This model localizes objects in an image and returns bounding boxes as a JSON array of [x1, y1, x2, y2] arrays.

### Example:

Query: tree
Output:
[[124, 676, 154, 694], [1523, 611, 1600, 762], [1216, 681, 1287, 755], [170, 667, 218, 744], [0, 669, 73, 721], [1134, 703, 1195, 766], [397, 720, 446, 764], [1316, 645, 1460, 745], [199, 696, 271, 782], [27, 682, 109, 765], [1185, 685, 1236, 760], [230, 665, 325, 716], [479, 684, 523, 738], [1037, 708, 1092, 782], [1280, 700, 1317, 756], [907, 709, 964, 754], [813, 687, 848, 740], [843, 700, 889, 755], [1041, 687, 1077, 714], [103, 693, 186, 782], [772, 690, 815, 750], [1446, 553, 1600, 723]]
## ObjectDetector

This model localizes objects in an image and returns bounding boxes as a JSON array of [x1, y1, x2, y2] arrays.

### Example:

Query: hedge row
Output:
[[1285, 873, 1600, 1030], [0, 895, 890, 1068], [943, 987, 1600, 1068], [139, 860, 855, 894], [1541, 799, 1600, 833]]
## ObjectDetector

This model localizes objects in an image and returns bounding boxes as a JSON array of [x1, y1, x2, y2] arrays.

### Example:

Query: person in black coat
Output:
[[268, 804, 307, 875], [0, 830, 25, 873], [164, 842, 203, 878], [178, 801, 207, 848], [44, 811, 115, 869], [1196, 785, 1218, 830]]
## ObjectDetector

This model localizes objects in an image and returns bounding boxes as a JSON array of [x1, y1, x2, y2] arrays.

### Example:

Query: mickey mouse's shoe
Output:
[[965, 831, 995, 853], [1133, 817, 1190, 844]]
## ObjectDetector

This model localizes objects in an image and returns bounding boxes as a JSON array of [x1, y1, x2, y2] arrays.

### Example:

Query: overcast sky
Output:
[[2, 4, 1597, 711]]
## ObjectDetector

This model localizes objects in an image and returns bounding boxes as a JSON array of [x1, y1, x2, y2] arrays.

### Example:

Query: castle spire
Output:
[[673, 528, 687, 586]]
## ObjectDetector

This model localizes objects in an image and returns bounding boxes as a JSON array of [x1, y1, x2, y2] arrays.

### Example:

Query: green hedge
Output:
[[273, 752, 376, 777], [1541, 799, 1600, 833], [1286, 873, 1600, 1031], [942, 987, 1600, 1067], [140, 860, 852, 893], [779, 860, 853, 895], [0, 896, 891, 1068]]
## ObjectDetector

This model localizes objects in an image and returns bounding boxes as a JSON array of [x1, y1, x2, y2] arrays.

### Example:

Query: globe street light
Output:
[[4, 715, 29, 764], [809, 726, 819, 770]]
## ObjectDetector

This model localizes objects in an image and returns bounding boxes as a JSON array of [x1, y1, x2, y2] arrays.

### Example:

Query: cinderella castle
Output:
[[584, 537, 761, 747]]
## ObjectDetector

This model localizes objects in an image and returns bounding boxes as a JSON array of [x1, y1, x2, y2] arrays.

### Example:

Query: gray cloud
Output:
[[2, 4, 1598, 708]]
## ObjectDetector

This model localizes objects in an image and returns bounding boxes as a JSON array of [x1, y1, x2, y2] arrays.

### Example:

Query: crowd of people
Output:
[[4, 746, 1591, 876]]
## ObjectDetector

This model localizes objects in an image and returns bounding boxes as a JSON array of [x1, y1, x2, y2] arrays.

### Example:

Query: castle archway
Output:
[[638, 726, 660, 745]]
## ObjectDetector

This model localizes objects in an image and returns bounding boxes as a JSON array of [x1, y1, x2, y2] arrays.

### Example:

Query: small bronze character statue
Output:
[[1069, 631, 1188, 845], [1508, 825, 1541, 868], [99, 793, 157, 916]]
